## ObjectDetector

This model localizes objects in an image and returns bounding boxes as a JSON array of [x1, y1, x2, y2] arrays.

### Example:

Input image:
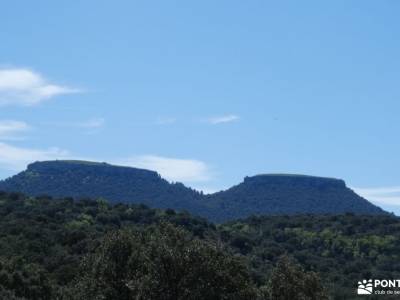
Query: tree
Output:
[[0, 287, 26, 300], [261, 255, 328, 300], [71, 223, 257, 300]]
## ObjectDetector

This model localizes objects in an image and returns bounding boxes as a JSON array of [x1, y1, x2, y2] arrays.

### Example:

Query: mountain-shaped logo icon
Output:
[[358, 279, 373, 295]]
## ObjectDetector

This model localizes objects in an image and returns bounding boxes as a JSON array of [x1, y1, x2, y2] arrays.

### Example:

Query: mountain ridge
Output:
[[0, 160, 386, 222]]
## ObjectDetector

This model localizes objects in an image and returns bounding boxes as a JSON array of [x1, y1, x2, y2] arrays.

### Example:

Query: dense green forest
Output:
[[206, 174, 384, 221], [0, 161, 208, 217], [0, 191, 398, 299], [0, 161, 385, 223]]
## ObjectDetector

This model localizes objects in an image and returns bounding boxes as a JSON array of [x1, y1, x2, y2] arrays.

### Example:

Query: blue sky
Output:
[[1, 1, 400, 213]]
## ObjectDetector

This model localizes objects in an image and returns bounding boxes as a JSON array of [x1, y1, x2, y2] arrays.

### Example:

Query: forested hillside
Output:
[[0, 191, 398, 299], [0, 160, 207, 215], [207, 174, 385, 221], [0, 160, 385, 222], [220, 214, 400, 299]]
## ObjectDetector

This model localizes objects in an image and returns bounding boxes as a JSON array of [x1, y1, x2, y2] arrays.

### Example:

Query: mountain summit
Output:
[[0, 160, 385, 222], [206, 174, 384, 221], [0, 160, 206, 214]]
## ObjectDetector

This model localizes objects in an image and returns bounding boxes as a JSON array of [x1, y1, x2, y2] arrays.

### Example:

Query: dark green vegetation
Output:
[[206, 174, 385, 221], [70, 225, 257, 300], [0, 160, 385, 222], [0, 192, 398, 299], [220, 214, 400, 299], [260, 255, 328, 300], [0, 160, 207, 216]]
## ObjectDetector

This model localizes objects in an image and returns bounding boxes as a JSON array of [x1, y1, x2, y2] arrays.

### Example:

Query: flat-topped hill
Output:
[[206, 174, 384, 221], [0, 160, 386, 222]]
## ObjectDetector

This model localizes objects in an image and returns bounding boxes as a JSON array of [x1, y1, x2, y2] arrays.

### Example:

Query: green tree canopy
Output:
[[72, 223, 257, 300], [261, 255, 328, 300]]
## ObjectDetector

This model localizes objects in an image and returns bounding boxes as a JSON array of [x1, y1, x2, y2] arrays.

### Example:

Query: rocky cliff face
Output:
[[243, 174, 346, 189]]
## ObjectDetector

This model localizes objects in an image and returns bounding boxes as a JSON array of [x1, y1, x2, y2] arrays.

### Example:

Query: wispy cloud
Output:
[[115, 155, 212, 183], [0, 142, 70, 171], [206, 114, 240, 125], [0, 120, 30, 140], [353, 186, 400, 206], [40, 118, 105, 132], [0, 68, 81, 106]]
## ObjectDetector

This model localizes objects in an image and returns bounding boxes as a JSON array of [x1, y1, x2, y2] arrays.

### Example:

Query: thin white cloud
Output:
[[0, 142, 70, 171], [0, 68, 80, 106], [77, 118, 105, 129], [206, 114, 240, 125], [353, 186, 400, 206], [115, 155, 212, 183], [41, 118, 105, 130], [0, 120, 30, 140]]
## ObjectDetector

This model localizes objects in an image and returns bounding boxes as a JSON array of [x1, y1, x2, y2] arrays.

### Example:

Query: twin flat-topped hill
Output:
[[0, 160, 385, 222]]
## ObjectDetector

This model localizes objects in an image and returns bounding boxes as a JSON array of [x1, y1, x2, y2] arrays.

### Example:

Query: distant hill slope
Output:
[[0, 160, 207, 215], [0, 160, 386, 222], [206, 174, 385, 221]]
